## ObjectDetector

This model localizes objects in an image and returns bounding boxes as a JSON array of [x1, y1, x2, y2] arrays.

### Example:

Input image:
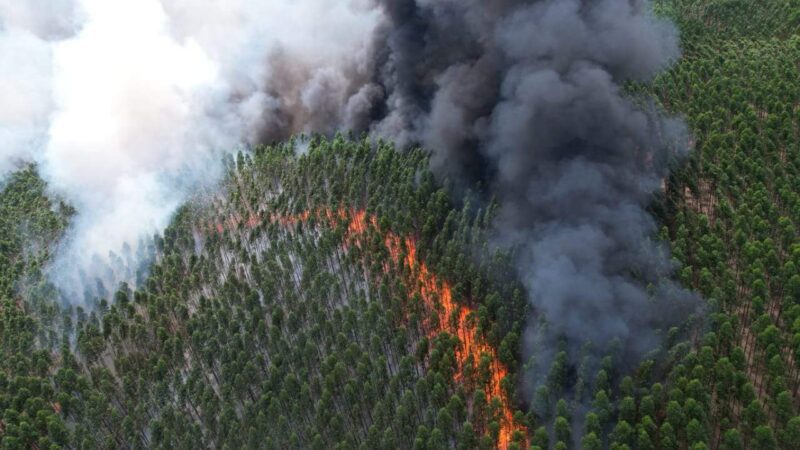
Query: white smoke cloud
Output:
[[0, 0, 379, 301], [44, 0, 218, 252], [0, 0, 77, 174], [0, 27, 51, 174]]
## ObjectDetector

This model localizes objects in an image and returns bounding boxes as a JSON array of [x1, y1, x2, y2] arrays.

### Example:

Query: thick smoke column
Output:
[[246, 0, 700, 367], [0, 0, 379, 299], [1, 0, 697, 365], [0, 0, 77, 174], [348, 0, 700, 367]]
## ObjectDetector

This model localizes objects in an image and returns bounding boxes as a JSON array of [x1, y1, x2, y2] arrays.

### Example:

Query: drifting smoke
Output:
[[344, 0, 700, 368], [354, 0, 700, 371], [0, 0, 379, 298], [1, 0, 697, 369]]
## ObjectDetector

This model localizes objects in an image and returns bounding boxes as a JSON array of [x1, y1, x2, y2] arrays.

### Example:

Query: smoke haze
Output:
[[354, 0, 700, 377], [1, 0, 698, 370], [0, 0, 380, 296]]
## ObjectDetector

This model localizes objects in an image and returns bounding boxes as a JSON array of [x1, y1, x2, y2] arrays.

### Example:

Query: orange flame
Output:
[[205, 207, 526, 448], [382, 232, 525, 449]]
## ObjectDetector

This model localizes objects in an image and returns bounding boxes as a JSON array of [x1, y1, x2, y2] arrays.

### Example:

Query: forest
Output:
[[2, 0, 800, 449]]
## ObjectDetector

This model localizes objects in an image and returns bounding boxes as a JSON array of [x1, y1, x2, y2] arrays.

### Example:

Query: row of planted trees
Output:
[[6, 1, 800, 448]]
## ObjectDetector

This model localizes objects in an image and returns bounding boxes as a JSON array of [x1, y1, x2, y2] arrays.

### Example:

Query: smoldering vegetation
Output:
[[2, 0, 698, 390], [0, 0, 380, 299], [261, 0, 702, 378], [249, 0, 702, 368]]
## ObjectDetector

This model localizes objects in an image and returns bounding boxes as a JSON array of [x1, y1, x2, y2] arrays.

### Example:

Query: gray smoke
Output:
[[1, 0, 699, 365], [252, 0, 700, 371], [342, 0, 700, 367], [0, 0, 380, 301], [59, 0, 691, 364]]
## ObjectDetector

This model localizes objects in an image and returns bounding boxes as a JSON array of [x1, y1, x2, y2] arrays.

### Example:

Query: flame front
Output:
[[383, 231, 525, 449], [207, 207, 526, 448]]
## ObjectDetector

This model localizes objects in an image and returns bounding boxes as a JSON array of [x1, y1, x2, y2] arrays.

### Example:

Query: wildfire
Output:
[[205, 206, 526, 448], [383, 230, 524, 449]]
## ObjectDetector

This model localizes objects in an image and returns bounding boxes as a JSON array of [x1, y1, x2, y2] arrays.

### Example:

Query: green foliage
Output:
[[640, 1, 800, 448], [0, 166, 70, 449], [3, 1, 800, 447], [1, 141, 529, 448]]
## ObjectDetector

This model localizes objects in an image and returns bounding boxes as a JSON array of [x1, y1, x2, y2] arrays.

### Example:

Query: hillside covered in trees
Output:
[[2, 1, 800, 449], [0, 139, 534, 449]]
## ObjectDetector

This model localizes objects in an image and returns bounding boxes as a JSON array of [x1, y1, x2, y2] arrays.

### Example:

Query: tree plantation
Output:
[[3, 1, 800, 449]]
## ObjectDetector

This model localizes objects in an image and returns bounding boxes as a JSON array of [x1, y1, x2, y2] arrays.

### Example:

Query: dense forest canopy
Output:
[[2, 0, 800, 449]]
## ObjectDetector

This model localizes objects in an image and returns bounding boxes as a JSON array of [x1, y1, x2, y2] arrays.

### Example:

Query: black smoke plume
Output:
[[2, 0, 699, 373], [257, 0, 700, 373]]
